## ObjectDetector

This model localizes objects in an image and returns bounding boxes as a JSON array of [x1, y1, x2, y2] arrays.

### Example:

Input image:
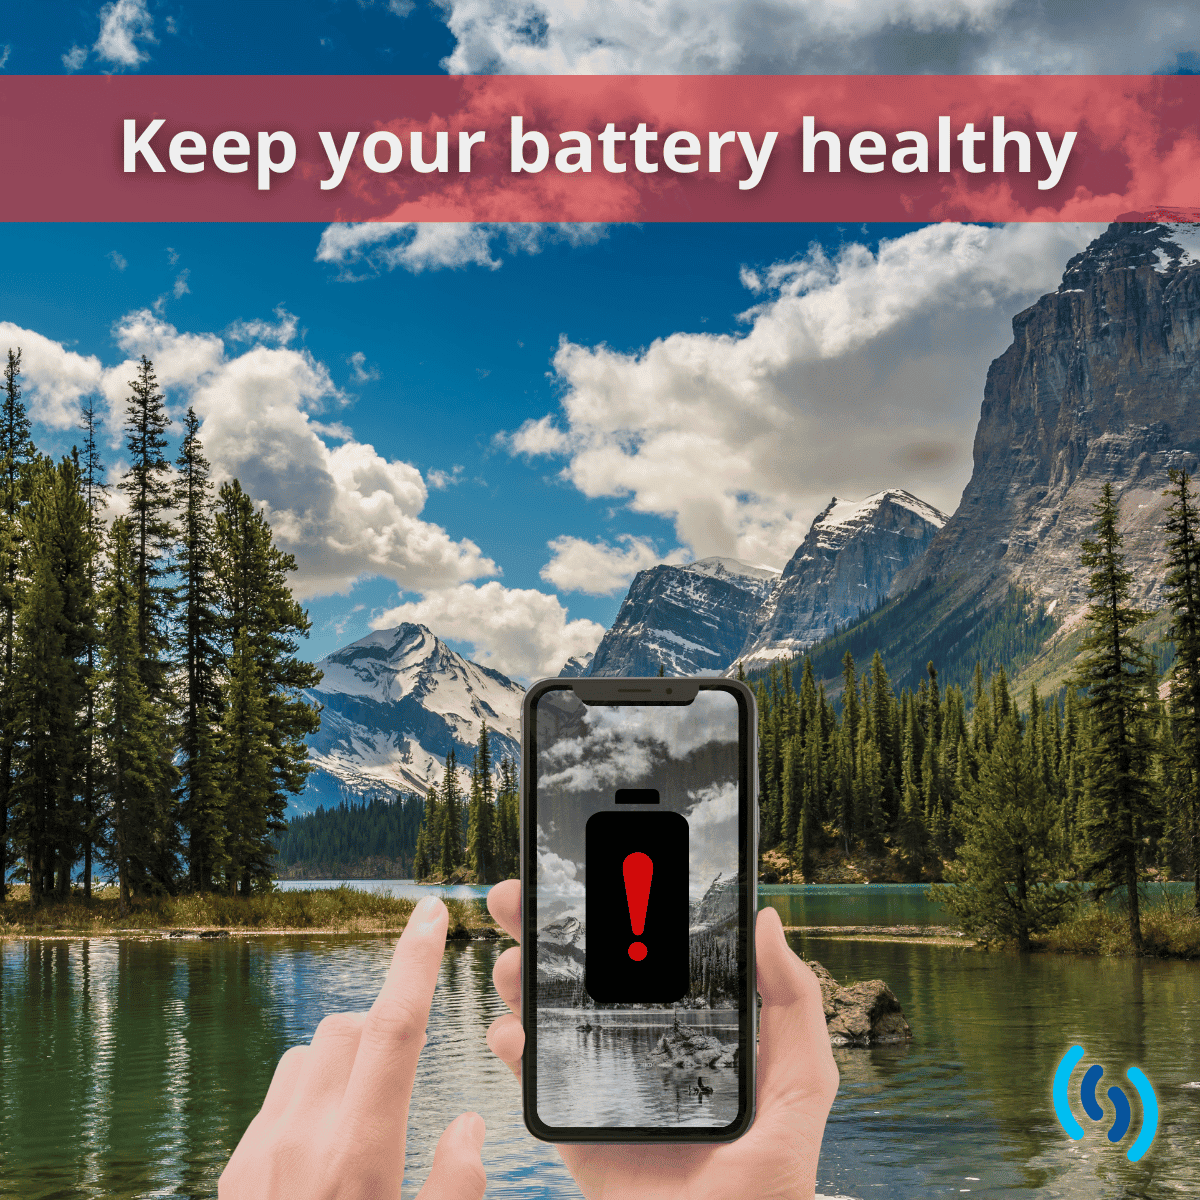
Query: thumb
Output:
[[415, 1112, 487, 1200]]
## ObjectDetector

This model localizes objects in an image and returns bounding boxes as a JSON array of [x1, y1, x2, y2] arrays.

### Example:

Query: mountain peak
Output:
[[297, 623, 523, 815]]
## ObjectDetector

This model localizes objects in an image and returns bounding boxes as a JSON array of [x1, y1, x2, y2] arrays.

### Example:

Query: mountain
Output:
[[535, 915, 587, 982], [297, 623, 524, 816], [805, 221, 1200, 695], [587, 557, 780, 677], [738, 491, 946, 672], [555, 651, 594, 678], [689, 873, 738, 932], [893, 221, 1200, 616]]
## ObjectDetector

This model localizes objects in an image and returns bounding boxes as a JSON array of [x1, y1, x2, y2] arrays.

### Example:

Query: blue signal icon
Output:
[[1052, 1045, 1158, 1162]]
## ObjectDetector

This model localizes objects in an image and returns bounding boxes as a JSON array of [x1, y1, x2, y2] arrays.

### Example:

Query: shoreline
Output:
[[785, 924, 972, 947]]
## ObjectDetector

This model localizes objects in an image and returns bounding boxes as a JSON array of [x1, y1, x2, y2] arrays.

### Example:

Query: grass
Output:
[[1039, 891, 1200, 959], [0, 885, 501, 938]]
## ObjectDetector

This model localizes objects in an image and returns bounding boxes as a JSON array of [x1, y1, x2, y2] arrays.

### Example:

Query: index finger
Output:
[[336, 895, 448, 1137], [487, 879, 521, 941]]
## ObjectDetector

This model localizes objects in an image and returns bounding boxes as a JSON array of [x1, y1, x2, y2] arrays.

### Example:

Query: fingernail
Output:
[[414, 896, 445, 927]]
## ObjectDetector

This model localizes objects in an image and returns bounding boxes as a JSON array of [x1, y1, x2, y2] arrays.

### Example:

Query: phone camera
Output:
[[665, 687, 672, 694]]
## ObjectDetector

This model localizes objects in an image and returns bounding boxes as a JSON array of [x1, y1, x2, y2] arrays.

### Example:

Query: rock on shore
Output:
[[809, 960, 912, 1046]]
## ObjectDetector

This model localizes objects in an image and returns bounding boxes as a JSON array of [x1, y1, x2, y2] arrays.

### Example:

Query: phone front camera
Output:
[[665, 687, 672, 694]]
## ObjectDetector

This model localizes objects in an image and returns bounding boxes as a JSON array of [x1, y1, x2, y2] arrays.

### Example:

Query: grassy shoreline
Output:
[[0, 885, 503, 939], [3, 885, 1196, 958]]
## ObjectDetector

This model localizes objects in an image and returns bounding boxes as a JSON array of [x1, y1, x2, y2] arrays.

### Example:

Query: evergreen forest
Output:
[[0, 349, 321, 914]]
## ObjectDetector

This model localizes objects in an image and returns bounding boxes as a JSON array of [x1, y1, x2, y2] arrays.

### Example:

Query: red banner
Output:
[[2, 75, 1197, 223]]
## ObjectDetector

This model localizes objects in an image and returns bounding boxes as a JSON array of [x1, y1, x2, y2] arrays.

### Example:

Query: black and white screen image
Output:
[[532, 686, 745, 1130]]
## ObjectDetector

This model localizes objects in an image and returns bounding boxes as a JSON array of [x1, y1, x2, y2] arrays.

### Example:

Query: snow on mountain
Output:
[[296, 623, 524, 816], [587, 558, 779, 677], [555, 650, 594, 678], [739, 490, 946, 671], [536, 915, 587, 981]]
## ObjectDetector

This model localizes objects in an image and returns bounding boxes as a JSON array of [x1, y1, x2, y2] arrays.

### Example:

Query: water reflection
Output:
[[1, 932, 1197, 1199]]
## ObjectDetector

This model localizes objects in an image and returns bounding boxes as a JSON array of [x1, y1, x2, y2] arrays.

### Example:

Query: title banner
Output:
[[2, 75, 1198, 222]]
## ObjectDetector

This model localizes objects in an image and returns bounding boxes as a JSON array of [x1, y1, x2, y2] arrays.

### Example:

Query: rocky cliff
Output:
[[893, 222, 1200, 618], [587, 557, 779, 676], [739, 491, 946, 671]]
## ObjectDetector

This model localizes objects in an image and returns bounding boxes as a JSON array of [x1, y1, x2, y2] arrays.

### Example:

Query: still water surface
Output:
[[2, 890, 1198, 1199]]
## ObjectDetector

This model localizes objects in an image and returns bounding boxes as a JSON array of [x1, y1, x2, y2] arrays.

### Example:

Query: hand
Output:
[[485, 880, 838, 1200], [220, 895, 487, 1200]]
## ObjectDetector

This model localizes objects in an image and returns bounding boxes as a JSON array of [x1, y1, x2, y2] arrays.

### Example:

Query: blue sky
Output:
[[1, 1, 1192, 678]]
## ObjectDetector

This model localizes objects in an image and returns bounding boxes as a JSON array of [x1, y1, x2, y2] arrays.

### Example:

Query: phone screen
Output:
[[524, 681, 754, 1138]]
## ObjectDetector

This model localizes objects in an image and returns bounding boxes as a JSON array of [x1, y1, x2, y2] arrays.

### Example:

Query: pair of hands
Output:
[[219, 884, 839, 1200]]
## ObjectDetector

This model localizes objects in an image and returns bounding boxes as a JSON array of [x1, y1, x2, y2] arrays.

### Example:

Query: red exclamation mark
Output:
[[623, 852, 653, 961]]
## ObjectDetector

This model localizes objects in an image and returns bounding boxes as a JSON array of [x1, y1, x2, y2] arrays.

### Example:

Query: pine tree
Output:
[[78, 396, 109, 901], [119, 355, 175, 698], [12, 457, 93, 903], [1163, 468, 1200, 910], [438, 749, 463, 876], [98, 519, 172, 915], [174, 409, 225, 890], [933, 709, 1075, 950], [1074, 482, 1156, 951], [214, 480, 321, 893], [467, 722, 495, 883], [0, 348, 34, 903]]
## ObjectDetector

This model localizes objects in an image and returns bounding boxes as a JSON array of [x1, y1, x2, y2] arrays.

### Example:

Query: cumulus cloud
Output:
[[438, 0, 1198, 75], [540, 533, 688, 595], [93, 0, 156, 69], [315, 222, 607, 276], [372, 581, 605, 681], [347, 350, 380, 382], [108, 251, 127, 271], [62, 44, 88, 72], [227, 305, 300, 347], [4, 310, 496, 600], [506, 222, 1100, 567]]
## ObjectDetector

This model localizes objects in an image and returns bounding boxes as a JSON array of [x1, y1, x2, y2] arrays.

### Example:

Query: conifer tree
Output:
[[174, 409, 224, 890], [119, 356, 175, 698], [98, 519, 172, 914], [495, 757, 520, 879], [934, 709, 1075, 950], [1163, 468, 1200, 910], [1074, 482, 1156, 951], [467, 722, 495, 883], [438, 748, 463, 876], [12, 457, 93, 903], [214, 480, 321, 893], [0, 348, 34, 903], [78, 397, 109, 900]]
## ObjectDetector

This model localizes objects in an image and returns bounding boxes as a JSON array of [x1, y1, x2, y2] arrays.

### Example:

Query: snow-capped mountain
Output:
[[555, 651, 594, 678], [296, 623, 524, 816], [586, 557, 780, 677], [738, 490, 946, 671], [536, 915, 587, 982], [689, 874, 738, 933]]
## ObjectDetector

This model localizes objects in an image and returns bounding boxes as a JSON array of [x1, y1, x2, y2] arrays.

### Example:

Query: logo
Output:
[[1052, 1045, 1159, 1162]]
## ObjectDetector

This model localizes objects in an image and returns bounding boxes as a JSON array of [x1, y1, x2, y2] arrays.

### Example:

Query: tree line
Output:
[[750, 478, 1200, 950], [0, 349, 320, 913]]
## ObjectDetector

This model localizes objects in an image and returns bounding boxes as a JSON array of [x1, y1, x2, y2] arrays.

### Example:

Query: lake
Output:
[[2, 886, 1198, 1199]]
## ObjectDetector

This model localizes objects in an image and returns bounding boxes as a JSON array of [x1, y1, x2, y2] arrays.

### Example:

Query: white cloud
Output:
[[427, 465, 463, 490], [108, 251, 127, 271], [93, 0, 156, 68], [227, 305, 300, 347], [0, 45, 12, 70], [172, 269, 190, 299], [507, 222, 1100, 568], [315, 222, 607, 276], [438, 0, 1198, 75], [387, 0, 416, 15], [541, 533, 687, 595], [372, 581, 605, 681], [346, 350, 380, 383], [4, 311, 496, 601], [62, 44, 88, 71]]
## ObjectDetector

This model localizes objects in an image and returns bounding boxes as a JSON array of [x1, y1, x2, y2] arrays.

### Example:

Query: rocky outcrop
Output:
[[555, 651, 594, 677], [808, 960, 912, 1047], [892, 222, 1200, 618], [740, 491, 946, 671], [651, 1024, 738, 1069], [587, 557, 779, 676]]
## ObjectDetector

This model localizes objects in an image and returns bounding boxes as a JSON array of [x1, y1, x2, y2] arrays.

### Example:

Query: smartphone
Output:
[[521, 675, 758, 1143]]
